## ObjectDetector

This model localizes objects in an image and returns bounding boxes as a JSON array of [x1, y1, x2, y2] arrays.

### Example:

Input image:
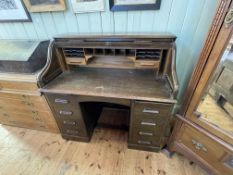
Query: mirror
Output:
[[196, 34, 233, 136]]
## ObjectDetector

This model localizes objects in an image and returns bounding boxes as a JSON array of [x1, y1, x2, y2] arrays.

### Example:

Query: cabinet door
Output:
[[193, 38, 233, 145], [170, 1, 233, 174], [182, 2, 233, 146]]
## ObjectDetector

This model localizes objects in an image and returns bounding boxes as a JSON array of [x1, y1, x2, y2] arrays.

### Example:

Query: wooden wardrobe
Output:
[[169, 0, 233, 174]]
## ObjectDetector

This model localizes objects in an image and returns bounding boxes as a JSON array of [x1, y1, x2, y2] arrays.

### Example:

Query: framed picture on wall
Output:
[[0, 0, 31, 22], [23, 0, 66, 12], [71, 0, 105, 13], [109, 0, 161, 11]]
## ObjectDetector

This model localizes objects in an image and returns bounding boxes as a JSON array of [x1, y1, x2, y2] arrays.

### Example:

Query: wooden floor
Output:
[[0, 125, 208, 175]]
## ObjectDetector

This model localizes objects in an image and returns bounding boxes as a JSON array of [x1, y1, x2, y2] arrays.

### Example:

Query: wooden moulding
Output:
[[37, 40, 63, 88]]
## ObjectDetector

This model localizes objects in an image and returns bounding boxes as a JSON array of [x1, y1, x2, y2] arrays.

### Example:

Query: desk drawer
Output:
[[45, 93, 90, 140], [46, 93, 75, 107], [133, 120, 166, 136], [129, 100, 172, 151], [61, 126, 88, 137], [133, 101, 172, 119], [179, 124, 233, 175], [51, 107, 88, 135], [60, 118, 87, 135], [130, 130, 161, 146]]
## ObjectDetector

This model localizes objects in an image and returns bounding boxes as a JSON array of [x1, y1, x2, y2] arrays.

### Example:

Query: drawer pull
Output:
[[63, 120, 76, 125], [143, 109, 159, 114], [192, 139, 207, 152], [139, 131, 153, 136], [59, 110, 73, 116], [66, 129, 79, 134], [141, 121, 156, 126], [137, 140, 151, 145], [55, 99, 69, 104]]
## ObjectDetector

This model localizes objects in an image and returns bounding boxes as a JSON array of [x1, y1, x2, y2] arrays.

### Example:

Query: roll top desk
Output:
[[39, 34, 178, 152]]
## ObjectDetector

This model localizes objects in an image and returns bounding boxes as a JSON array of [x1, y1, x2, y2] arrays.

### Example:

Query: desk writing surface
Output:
[[42, 68, 176, 103]]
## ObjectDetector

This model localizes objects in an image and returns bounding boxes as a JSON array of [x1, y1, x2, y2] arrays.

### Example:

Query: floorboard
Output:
[[0, 124, 208, 175]]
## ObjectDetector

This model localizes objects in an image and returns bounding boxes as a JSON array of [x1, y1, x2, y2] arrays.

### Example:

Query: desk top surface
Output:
[[41, 68, 176, 103]]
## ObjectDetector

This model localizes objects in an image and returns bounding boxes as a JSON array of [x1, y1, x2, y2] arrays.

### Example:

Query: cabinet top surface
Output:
[[41, 68, 176, 103], [0, 40, 40, 61]]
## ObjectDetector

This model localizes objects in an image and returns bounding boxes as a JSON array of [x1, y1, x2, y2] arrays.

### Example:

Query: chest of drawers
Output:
[[0, 40, 59, 133]]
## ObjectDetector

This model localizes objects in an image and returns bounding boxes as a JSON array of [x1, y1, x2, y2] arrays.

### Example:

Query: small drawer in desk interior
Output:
[[132, 101, 173, 118]]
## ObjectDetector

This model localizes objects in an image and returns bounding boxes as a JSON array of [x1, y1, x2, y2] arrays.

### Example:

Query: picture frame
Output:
[[23, 0, 66, 12], [71, 0, 105, 13], [109, 0, 161, 11], [0, 0, 31, 22]]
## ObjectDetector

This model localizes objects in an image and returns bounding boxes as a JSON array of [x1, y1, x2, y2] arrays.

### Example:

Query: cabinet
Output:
[[169, 1, 233, 174], [0, 40, 59, 133]]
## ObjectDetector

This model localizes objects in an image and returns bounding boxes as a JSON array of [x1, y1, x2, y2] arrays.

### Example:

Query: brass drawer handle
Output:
[[192, 139, 207, 152], [139, 131, 153, 136], [143, 109, 159, 114], [225, 7, 233, 27], [59, 110, 73, 116], [63, 120, 76, 125], [55, 98, 69, 104], [141, 121, 156, 126], [66, 129, 79, 134], [137, 140, 151, 145]]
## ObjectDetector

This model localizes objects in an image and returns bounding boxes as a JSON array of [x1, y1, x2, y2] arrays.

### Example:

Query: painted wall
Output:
[[0, 0, 219, 106]]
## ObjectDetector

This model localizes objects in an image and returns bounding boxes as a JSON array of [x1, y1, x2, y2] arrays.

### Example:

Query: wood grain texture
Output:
[[0, 124, 208, 175], [0, 0, 219, 104], [0, 72, 59, 133], [41, 68, 176, 103]]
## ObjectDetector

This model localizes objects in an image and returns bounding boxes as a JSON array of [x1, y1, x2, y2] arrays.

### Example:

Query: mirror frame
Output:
[[179, 0, 233, 145]]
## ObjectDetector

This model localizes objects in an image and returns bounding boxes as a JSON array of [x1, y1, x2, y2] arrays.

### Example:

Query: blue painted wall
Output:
[[0, 0, 219, 106]]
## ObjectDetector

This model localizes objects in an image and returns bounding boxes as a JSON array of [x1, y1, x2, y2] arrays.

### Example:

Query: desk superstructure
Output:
[[39, 34, 178, 152]]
